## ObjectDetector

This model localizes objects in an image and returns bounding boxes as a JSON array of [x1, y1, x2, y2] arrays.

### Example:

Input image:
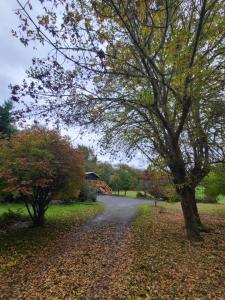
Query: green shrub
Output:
[[203, 165, 225, 203], [0, 209, 27, 229], [195, 197, 204, 203], [79, 184, 97, 202], [136, 192, 145, 198], [168, 194, 181, 202], [201, 197, 218, 204]]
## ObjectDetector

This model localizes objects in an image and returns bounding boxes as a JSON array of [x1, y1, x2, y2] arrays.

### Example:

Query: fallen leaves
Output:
[[0, 204, 224, 299], [110, 206, 225, 299]]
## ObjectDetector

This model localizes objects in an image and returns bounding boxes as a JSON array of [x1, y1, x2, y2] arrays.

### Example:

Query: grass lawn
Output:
[[112, 190, 149, 198], [112, 190, 137, 197], [113, 187, 225, 203], [158, 201, 225, 216], [0, 202, 104, 273]]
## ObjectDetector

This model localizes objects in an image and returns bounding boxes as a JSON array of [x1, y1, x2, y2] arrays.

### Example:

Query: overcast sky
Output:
[[0, 1, 148, 169]]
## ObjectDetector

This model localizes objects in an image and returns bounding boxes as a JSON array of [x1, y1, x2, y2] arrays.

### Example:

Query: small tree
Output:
[[110, 173, 122, 196], [0, 128, 84, 226], [119, 169, 133, 196]]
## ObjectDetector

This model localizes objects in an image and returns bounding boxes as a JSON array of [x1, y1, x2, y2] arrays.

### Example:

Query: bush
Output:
[[136, 192, 145, 198], [136, 192, 155, 200], [203, 165, 225, 204], [0, 209, 27, 229], [201, 197, 218, 204], [167, 194, 181, 202], [0, 192, 14, 203], [79, 184, 97, 202], [195, 197, 204, 203]]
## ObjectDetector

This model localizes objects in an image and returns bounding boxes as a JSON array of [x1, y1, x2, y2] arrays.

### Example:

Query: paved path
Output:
[[86, 195, 153, 226]]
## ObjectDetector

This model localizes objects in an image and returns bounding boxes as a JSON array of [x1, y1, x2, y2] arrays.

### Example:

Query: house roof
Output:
[[85, 172, 100, 180]]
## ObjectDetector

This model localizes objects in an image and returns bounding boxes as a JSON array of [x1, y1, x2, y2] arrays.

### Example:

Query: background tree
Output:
[[12, 0, 225, 239], [110, 172, 122, 196], [0, 100, 17, 138], [141, 168, 176, 200], [117, 164, 143, 191], [0, 128, 84, 226], [118, 169, 133, 196], [0, 100, 17, 201], [78, 145, 97, 172], [203, 164, 225, 203], [95, 162, 114, 185]]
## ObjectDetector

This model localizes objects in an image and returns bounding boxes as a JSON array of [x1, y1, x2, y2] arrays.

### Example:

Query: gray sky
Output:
[[0, 0, 148, 169]]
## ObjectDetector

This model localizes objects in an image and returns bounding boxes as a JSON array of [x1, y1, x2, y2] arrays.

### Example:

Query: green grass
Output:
[[0, 202, 104, 220], [134, 204, 152, 225], [158, 201, 225, 217], [0, 202, 104, 272], [0, 203, 27, 217], [112, 187, 225, 203], [112, 190, 138, 197], [112, 190, 150, 198]]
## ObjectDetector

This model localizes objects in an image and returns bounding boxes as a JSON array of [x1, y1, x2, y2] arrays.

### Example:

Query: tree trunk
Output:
[[179, 187, 201, 241], [125, 190, 127, 196], [192, 196, 209, 232], [33, 213, 45, 226], [192, 196, 202, 228]]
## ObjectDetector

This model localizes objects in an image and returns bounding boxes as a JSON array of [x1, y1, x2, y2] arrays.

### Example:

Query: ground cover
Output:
[[115, 188, 225, 203], [0, 199, 224, 299], [112, 190, 148, 198], [109, 204, 225, 299], [158, 201, 225, 217], [0, 202, 104, 274]]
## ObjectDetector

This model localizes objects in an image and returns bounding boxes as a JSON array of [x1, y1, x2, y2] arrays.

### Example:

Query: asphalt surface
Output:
[[84, 195, 154, 227]]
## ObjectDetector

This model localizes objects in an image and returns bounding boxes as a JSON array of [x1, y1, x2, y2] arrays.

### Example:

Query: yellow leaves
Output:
[[38, 15, 49, 27], [139, 0, 147, 20], [141, 26, 150, 36]]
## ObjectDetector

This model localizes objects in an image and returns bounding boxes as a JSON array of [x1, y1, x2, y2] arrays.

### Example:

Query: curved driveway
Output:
[[85, 195, 153, 227]]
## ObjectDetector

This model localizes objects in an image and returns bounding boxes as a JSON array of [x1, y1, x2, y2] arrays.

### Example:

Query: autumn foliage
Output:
[[141, 169, 176, 200], [0, 128, 84, 226]]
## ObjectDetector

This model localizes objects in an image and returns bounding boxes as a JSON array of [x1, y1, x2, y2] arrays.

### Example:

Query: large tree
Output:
[[12, 0, 225, 239], [0, 128, 84, 226]]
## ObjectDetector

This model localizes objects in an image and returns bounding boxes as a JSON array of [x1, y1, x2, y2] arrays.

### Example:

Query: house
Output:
[[85, 172, 112, 195]]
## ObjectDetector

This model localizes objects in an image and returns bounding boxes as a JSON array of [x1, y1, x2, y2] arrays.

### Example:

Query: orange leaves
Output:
[[114, 207, 225, 299], [0, 128, 84, 199], [0, 203, 224, 299]]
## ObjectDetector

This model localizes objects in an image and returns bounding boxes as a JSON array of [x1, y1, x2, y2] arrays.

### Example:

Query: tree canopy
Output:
[[12, 0, 225, 239], [0, 128, 84, 225]]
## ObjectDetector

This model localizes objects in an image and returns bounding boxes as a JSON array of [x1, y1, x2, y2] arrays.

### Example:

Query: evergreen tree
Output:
[[0, 101, 17, 137]]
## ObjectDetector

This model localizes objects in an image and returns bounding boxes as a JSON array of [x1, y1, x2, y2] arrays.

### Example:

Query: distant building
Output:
[[85, 172, 112, 195]]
